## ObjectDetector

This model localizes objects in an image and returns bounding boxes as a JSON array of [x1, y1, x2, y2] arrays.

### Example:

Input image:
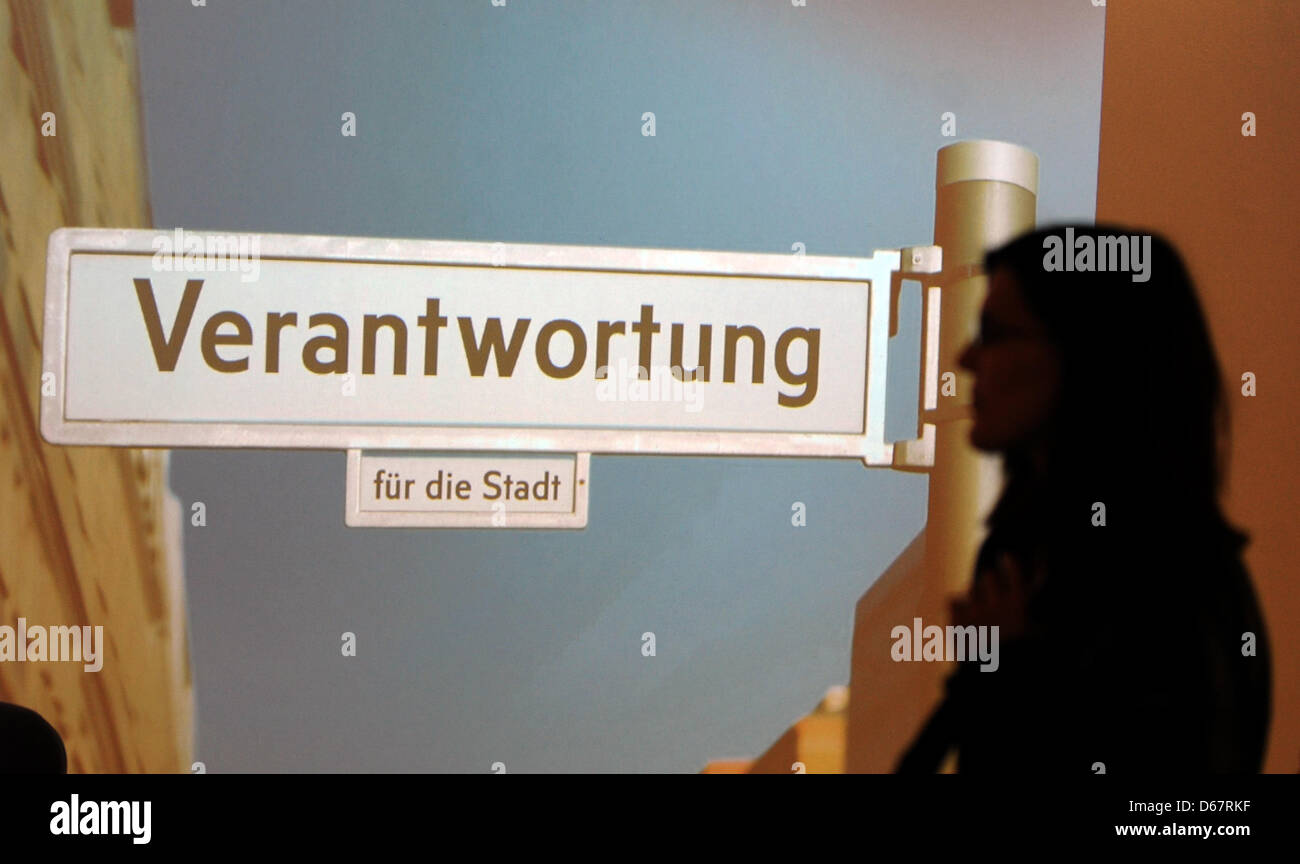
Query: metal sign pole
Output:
[[844, 139, 1038, 772]]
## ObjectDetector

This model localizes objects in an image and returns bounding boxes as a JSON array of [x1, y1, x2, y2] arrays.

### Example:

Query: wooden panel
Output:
[[0, 0, 191, 774]]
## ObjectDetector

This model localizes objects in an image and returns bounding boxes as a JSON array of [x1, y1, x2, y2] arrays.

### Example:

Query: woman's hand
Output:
[[949, 552, 1040, 641]]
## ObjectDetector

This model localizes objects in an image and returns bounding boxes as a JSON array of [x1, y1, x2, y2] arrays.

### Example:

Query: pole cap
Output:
[[937, 139, 1039, 195]]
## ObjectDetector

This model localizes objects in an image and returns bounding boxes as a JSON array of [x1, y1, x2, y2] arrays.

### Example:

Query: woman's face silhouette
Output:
[[958, 267, 1061, 454]]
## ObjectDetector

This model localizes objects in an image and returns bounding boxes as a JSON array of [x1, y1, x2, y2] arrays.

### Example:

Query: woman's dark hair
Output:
[[980, 223, 1246, 553]]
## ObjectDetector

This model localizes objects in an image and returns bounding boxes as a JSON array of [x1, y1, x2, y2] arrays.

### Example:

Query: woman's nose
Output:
[[957, 341, 977, 372]]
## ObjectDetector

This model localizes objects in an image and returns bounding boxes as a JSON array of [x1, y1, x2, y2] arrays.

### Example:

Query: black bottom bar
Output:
[[2, 775, 1293, 850]]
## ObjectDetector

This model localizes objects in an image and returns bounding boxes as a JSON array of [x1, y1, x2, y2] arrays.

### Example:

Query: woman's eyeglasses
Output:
[[969, 318, 1048, 349]]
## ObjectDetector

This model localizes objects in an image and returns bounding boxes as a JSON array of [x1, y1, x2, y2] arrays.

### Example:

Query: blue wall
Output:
[[136, 0, 1105, 772]]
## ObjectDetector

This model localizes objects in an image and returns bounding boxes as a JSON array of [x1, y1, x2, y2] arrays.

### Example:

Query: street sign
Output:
[[345, 451, 590, 529], [42, 228, 938, 464]]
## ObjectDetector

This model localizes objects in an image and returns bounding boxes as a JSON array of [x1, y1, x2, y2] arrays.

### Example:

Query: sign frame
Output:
[[42, 228, 937, 465]]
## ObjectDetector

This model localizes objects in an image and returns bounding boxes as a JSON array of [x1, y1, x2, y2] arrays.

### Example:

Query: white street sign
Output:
[[42, 228, 937, 464]]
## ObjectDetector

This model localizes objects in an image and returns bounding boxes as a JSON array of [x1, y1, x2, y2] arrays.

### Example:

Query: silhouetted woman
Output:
[[897, 224, 1271, 773]]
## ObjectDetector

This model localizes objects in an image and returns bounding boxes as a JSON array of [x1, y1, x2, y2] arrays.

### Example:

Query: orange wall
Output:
[[1096, 0, 1299, 772]]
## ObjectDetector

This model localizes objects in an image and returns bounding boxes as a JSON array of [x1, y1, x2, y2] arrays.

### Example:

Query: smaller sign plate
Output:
[[345, 451, 590, 528]]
